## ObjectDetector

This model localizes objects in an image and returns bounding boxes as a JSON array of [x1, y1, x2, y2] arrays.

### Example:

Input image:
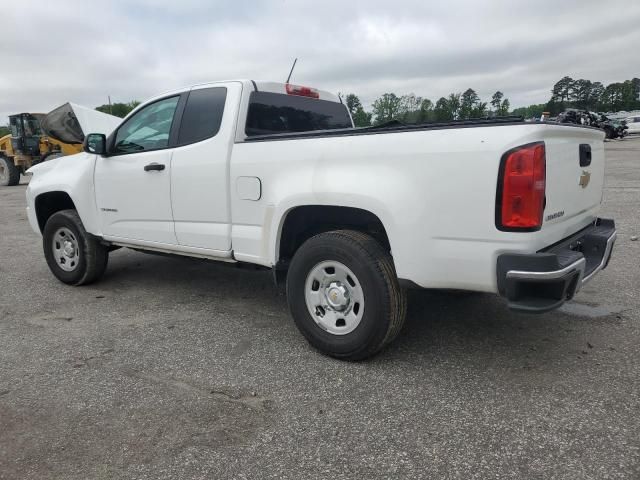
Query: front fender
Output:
[[26, 152, 101, 235]]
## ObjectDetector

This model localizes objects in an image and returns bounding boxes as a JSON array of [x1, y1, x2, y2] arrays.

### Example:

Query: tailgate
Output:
[[540, 125, 605, 234]]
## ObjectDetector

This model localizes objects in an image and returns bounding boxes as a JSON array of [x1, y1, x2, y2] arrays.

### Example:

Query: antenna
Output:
[[286, 58, 298, 84]]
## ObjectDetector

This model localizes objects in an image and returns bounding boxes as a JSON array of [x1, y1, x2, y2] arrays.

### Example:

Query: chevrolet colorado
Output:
[[25, 80, 616, 359]]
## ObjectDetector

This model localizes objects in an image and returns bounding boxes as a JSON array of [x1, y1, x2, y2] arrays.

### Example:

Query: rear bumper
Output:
[[497, 218, 616, 313]]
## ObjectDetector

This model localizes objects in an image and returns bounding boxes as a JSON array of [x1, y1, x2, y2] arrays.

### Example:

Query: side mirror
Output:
[[83, 133, 107, 155]]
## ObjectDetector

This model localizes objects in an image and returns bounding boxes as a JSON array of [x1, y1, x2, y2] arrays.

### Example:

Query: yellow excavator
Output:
[[0, 104, 119, 186]]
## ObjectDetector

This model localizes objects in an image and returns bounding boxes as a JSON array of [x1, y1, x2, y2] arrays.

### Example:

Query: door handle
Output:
[[579, 144, 591, 167], [144, 163, 165, 172]]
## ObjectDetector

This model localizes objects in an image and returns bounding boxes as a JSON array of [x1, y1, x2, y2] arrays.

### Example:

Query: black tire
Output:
[[604, 127, 614, 139], [286, 230, 406, 360], [43, 209, 109, 285], [0, 155, 20, 186]]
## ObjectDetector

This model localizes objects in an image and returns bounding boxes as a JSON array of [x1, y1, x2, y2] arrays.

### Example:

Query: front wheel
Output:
[[0, 155, 20, 186], [43, 209, 109, 285], [286, 230, 406, 360]]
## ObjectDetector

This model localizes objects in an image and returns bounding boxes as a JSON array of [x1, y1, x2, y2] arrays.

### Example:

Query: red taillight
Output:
[[497, 142, 546, 231], [285, 83, 320, 98]]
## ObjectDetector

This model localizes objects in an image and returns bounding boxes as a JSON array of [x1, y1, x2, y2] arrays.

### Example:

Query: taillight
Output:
[[496, 142, 546, 231], [285, 83, 320, 98]]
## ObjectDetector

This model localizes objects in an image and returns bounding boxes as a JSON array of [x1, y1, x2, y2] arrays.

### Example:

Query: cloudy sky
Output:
[[2, 0, 640, 122]]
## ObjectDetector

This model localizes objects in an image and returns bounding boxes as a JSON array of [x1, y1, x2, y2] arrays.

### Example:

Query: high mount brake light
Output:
[[285, 83, 320, 99], [496, 142, 546, 231]]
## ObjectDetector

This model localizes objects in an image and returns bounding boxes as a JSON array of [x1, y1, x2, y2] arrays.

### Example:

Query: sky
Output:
[[2, 0, 640, 122]]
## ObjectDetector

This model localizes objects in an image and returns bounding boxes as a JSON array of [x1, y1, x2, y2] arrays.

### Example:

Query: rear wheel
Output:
[[0, 155, 20, 186], [43, 209, 109, 285], [286, 230, 406, 360]]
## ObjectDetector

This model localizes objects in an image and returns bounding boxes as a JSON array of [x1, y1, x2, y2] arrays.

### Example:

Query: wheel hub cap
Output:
[[326, 282, 350, 310], [52, 227, 80, 272], [304, 261, 365, 335], [63, 241, 75, 257]]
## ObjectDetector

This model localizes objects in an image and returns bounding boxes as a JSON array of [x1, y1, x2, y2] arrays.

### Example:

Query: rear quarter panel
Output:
[[230, 123, 605, 292]]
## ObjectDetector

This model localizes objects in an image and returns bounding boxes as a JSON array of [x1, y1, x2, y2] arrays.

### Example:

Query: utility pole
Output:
[[108, 96, 112, 115]]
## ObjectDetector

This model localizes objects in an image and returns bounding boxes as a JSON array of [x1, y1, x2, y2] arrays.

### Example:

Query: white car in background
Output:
[[625, 116, 640, 134]]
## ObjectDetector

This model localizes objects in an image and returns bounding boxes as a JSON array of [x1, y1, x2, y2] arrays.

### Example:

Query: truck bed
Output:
[[232, 119, 606, 292], [243, 117, 600, 142]]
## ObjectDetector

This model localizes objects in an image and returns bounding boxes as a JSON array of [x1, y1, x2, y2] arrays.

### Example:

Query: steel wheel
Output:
[[52, 227, 80, 272], [304, 260, 365, 335]]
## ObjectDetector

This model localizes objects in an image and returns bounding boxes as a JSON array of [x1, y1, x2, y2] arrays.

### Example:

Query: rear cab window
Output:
[[245, 91, 352, 136]]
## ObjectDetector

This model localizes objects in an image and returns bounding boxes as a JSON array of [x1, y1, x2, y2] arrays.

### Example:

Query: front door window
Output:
[[113, 96, 179, 154]]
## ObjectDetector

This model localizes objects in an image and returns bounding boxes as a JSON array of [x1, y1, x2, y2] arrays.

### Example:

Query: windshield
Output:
[[24, 116, 43, 137], [10, 114, 43, 138]]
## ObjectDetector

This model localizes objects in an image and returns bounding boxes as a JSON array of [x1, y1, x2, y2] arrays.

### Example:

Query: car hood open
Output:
[[40, 103, 121, 144]]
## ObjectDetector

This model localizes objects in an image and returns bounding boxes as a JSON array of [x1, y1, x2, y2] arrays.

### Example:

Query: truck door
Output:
[[169, 82, 242, 252], [94, 95, 181, 245]]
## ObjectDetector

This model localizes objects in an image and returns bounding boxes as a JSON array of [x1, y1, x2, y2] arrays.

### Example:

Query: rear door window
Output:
[[245, 91, 352, 136], [177, 87, 227, 145]]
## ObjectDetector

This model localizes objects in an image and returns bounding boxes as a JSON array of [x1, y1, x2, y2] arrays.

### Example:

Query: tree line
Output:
[[345, 89, 511, 127], [95, 101, 141, 118], [3, 75, 637, 136], [539, 76, 640, 115], [346, 75, 639, 126]]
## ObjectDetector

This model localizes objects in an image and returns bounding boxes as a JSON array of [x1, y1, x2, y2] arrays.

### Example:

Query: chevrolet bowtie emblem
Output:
[[579, 170, 591, 188]]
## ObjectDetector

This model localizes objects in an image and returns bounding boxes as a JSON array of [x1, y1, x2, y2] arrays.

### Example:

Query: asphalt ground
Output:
[[1, 137, 639, 479]]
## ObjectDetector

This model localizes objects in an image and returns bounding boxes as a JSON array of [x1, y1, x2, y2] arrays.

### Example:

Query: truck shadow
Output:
[[386, 287, 623, 368], [101, 250, 622, 366]]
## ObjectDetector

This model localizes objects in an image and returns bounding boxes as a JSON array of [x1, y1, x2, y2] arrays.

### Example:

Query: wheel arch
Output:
[[275, 204, 393, 270], [34, 191, 77, 233]]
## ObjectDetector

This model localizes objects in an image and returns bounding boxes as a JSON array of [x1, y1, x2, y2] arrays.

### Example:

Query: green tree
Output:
[[631, 78, 640, 106], [446, 93, 461, 120], [417, 98, 434, 123], [372, 93, 402, 124], [344, 93, 372, 127], [459, 88, 480, 119], [620, 79, 639, 110], [398, 93, 423, 123], [0, 124, 10, 137], [433, 97, 452, 121], [551, 76, 574, 103], [95, 100, 141, 118], [512, 104, 546, 119], [589, 82, 605, 109], [500, 98, 510, 115], [491, 91, 504, 113], [571, 79, 593, 109], [548, 76, 574, 113], [599, 83, 626, 111], [472, 101, 488, 118]]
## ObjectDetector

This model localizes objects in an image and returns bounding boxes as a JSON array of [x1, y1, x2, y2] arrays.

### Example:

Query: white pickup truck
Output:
[[26, 80, 616, 360]]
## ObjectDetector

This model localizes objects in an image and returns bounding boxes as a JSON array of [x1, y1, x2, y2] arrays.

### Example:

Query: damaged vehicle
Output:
[[557, 109, 628, 139], [0, 104, 119, 186]]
